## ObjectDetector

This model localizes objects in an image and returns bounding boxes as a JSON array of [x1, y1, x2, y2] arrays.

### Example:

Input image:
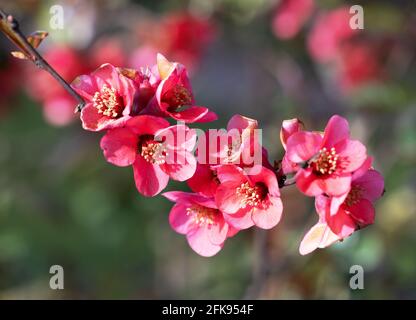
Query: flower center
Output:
[[186, 205, 218, 227], [93, 84, 124, 118], [139, 137, 168, 165], [236, 182, 267, 208], [344, 185, 363, 207], [166, 84, 192, 108], [311, 147, 339, 175]]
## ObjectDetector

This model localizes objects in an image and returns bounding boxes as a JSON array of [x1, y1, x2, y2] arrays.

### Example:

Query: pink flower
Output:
[[151, 54, 217, 123], [307, 7, 358, 63], [100, 115, 197, 197], [163, 191, 237, 257], [188, 114, 268, 197], [215, 165, 283, 230], [285, 115, 367, 197], [196, 114, 269, 169], [300, 159, 384, 255], [72, 63, 136, 131], [118, 67, 160, 115], [272, 0, 315, 39], [319, 163, 384, 238]]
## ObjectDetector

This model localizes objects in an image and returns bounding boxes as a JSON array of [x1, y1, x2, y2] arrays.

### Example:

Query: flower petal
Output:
[[352, 156, 373, 180], [227, 114, 258, 131], [322, 115, 350, 148], [100, 128, 138, 167], [133, 155, 169, 197], [315, 194, 330, 220], [299, 221, 340, 255], [326, 206, 356, 238], [71, 75, 98, 100], [336, 139, 367, 172], [286, 131, 322, 163], [249, 166, 280, 197], [296, 169, 326, 196], [186, 227, 223, 257], [323, 173, 352, 196], [157, 53, 176, 80], [156, 124, 196, 152], [161, 150, 197, 181], [187, 164, 219, 197], [330, 192, 348, 216], [280, 118, 303, 150], [354, 169, 384, 202], [168, 106, 215, 123], [126, 115, 170, 136], [207, 219, 229, 245], [223, 209, 254, 230], [162, 191, 194, 204], [169, 203, 194, 235], [215, 165, 246, 184], [215, 180, 246, 214], [251, 196, 283, 229], [348, 198, 375, 226]]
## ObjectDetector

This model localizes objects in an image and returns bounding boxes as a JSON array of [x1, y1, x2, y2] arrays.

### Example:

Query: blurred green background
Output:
[[0, 0, 415, 299]]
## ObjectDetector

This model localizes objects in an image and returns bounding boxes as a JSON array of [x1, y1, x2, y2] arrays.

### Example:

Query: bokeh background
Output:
[[0, 0, 415, 299]]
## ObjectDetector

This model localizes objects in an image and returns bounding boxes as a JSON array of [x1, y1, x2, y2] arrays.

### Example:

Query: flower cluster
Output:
[[73, 54, 384, 257], [280, 116, 384, 255], [72, 54, 215, 198]]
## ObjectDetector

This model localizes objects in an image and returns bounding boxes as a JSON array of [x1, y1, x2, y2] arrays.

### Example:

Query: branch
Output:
[[0, 9, 85, 112]]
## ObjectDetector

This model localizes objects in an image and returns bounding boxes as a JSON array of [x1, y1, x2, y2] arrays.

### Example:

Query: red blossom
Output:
[[72, 63, 136, 131], [285, 115, 367, 197], [300, 159, 384, 255], [100, 115, 197, 197], [150, 54, 217, 123], [163, 191, 237, 257], [215, 165, 283, 230]]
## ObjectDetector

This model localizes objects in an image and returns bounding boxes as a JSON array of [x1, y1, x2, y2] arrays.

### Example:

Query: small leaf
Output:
[[11, 51, 28, 59], [9, 31, 48, 60], [27, 30, 48, 48]]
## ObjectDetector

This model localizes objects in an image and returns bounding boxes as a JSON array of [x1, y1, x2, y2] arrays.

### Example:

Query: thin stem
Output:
[[0, 9, 85, 112]]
